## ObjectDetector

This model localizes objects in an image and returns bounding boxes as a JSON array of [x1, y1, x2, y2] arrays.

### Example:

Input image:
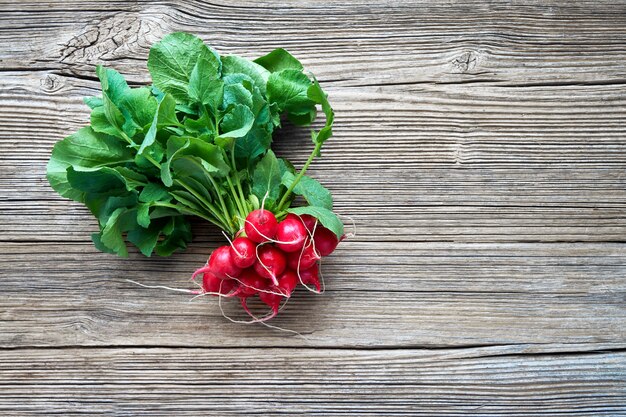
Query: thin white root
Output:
[[221, 230, 243, 258], [228, 275, 289, 297], [125, 279, 197, 294], [317, 257, 326, 294], [188, 289, 239, 301], [218, 294, 275, 324], [259, 320, 312, 341]]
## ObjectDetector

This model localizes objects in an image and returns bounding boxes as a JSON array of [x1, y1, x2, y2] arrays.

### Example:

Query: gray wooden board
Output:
[[0, 0, 625, 415], [0, 347, 625, 416]]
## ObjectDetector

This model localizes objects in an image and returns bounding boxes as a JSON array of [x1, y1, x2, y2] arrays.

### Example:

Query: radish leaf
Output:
[[47, 32, 340, 257], [255, 48, 303, 73], [148, 32, 220, 103], [281, 172, 332, 210], [222, 55, 270, 94], [287, 206, 343, 238]]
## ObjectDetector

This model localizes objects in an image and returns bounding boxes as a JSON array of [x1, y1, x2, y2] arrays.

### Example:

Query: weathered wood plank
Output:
[[1, 0, 625, 415], [0, 347, 624, 416], [0, 1, 625, 349], [2, 73, 626, 243], [5, 200, 626, 243], [1, 242, 624, 348], [2, 0, 626, 87], [2, 74, 626, 167]]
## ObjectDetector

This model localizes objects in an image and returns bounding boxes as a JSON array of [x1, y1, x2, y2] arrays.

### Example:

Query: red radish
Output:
[[286, 213, 317, 233], [245, 209, 278, 243], [238, 269, 269, 297], [259, 291, 283, 312], [203, 272, 236, 295], [313, 227, 339, 256], [230, 237, 256, 268], [209, 245, 242, 279], [298, 263, 321, 292], [278, 269, 298, 296], [300, 214, 318, 232], [275, 217, 307, 252], [254, 244, 286, 283], [286, 242, 320, 271]]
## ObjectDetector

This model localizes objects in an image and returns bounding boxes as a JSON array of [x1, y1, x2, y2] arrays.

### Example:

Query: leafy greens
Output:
[[47, 32, 342, 257]]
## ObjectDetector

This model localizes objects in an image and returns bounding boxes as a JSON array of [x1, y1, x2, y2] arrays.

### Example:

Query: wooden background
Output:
[[1, 0, 625, 415]]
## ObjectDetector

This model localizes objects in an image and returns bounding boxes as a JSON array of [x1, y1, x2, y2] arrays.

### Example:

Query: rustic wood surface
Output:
[[1, 0, 625, 415]]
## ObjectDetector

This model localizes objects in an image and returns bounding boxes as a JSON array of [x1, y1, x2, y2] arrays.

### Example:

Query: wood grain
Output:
[[0, 347, 624, 416], [2, 75, 626, 243], [1, 241, 624, 348], [1, 0, 625, 415], [2, 0, 626, 86]]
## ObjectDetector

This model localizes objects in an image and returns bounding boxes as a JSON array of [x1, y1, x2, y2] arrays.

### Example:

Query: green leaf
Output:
[[155, 216, 192, 256], [266, 69, 314, 115], [156, 94, 180, 126], [161, 136, 229, 186], [177, 136, 229, 176], [100, 207, 135, 257], [127, 222, 161, 256], [251, 150, 285, 210], [235, 124, 272, 166], [287, 107, 317, 126], [66, 166, 127, 195], [136, 203, 152, 228], [254, 48, 303, 73], [95, 65, 129, 137], [287, 206, 343, 238], [219, 103, 254, 139], [139, 183, 171, 203], [221, 55, 270, 94], [183, 111, 214, 136], [223, 82, 253, 110], [47, 127, 134, 202], [95, 65, 129, 104], [90, 106, 124, 137], [101, 94, 126, 138], [91, 232, 117, 254], [85, 193, 138, 226], [148, 32, 221, 103], [189, 57, 223, 107], [84, 96, 103, 109], [140, 93, 178, 155], [281, 172, 333, 210], [114, 167, 148, 189], [170, 190, 204, 212], [119, 87, 158, 136]]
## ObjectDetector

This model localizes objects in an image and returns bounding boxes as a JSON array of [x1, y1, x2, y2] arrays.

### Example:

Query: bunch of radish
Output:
[[47, 32, 344, 323], [192, 210, 340, 321]]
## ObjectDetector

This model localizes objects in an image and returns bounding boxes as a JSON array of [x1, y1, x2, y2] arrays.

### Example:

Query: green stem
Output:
[[151, 202, 222, 227], [136, 144, 232, 232], [226, 175, 245, 227], [277, 141, 322, 211], [173, 179, 230, 230], [206, 173, 231, 227], [230, 143, 248, 213]]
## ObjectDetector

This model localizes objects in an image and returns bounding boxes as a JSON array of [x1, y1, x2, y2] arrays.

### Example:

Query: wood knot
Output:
[[59, 11, 163, 67], [451, 51, 478, 74], [40, 73, 64, 93]]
